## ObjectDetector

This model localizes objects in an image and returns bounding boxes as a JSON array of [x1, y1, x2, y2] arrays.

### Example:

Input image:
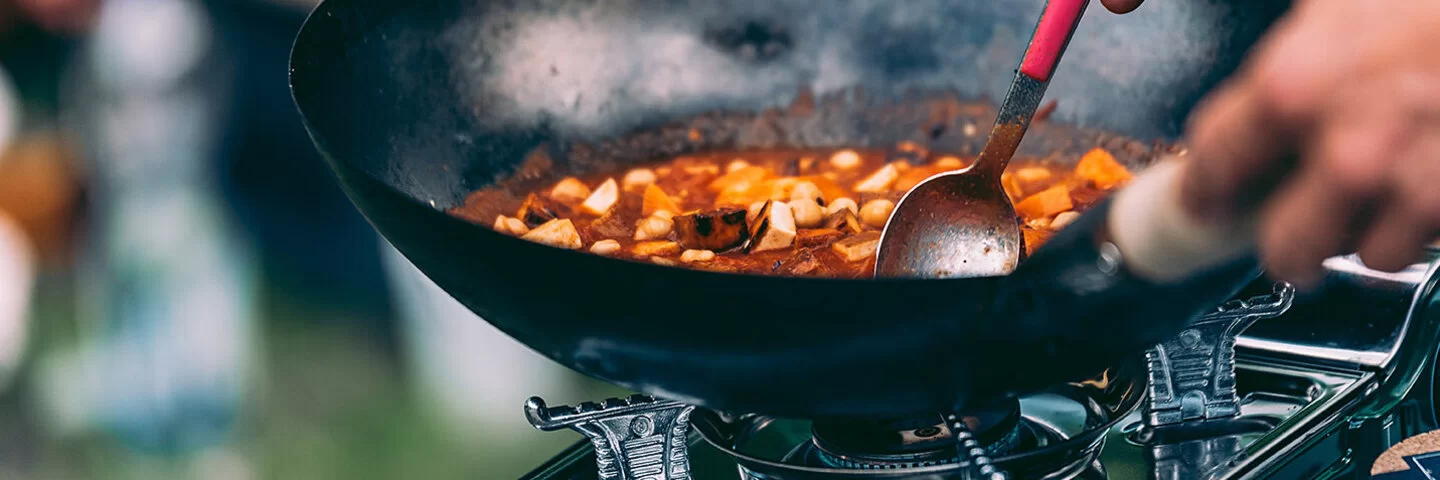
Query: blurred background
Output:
[[0, 0, 622, 478]]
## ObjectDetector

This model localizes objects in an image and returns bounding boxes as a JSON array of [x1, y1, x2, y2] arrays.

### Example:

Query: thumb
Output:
[[1101, 0, 1145, 14]]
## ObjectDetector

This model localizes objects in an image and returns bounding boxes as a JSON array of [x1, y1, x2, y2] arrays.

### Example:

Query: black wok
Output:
[[289, 0, 1288, 417]]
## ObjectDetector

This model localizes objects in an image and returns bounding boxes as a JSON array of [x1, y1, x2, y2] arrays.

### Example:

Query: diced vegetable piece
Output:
[[673, 208, 749, 251], [550, 177, 591, 204], [652, 257, 679, 266], [935, 156, 966, 169], [713, 173, 776, 206], [622, 168, 657, 191], [1075, 148, 1133, 189], [821, 209, 865, 234], [1001, 172, 1024, 201], [521, 219, 583, 249], [708, 165, 770, 192], [1051, 211, 1080, 230], [854, 164, 900, 193], [590, 239, 622, 255], [748, 201, 797, 253], [633, 240, 682, 257], [580, 178, 620, 215], [860, 199, 896, 228], [493, 215, 530, 236], [726, 159, 751, 173], [832, 232, 881, 262], [766, 178, 800, 201], [516, 193, 562, 227], [1015, 185, 1073, 219], [826, 197, 859, 216], [680, 249, 717, 263], [796, 228, 845, 247], [790, 181, 823, 202], [747, 201, 767, 223], [789, 199, 824, 228], [893, 166, 940, 192], [642, 184, 681, 216], [830, 150, 862, 170], [634, 214, 675, 241], [799, 176, 849, 203], [1014, 167, 1052, 183]]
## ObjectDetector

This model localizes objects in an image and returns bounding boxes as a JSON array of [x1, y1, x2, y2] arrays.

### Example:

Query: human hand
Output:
[[1106, 1, 1440, 288]]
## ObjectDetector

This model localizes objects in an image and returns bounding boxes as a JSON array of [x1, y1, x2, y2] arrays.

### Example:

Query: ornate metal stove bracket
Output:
[[525, 394, 697, 480], [1143, 283, 1296, 428]]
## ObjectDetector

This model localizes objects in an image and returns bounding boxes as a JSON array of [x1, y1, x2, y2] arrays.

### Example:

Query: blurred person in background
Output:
[[0, 0, 616, 478]]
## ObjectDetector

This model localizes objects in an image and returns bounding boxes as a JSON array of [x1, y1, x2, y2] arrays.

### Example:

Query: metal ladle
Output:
[[876, 0, 1090, 279]]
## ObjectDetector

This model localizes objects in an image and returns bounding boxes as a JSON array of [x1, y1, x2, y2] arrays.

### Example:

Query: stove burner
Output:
[[805, 398, 1027, 469]]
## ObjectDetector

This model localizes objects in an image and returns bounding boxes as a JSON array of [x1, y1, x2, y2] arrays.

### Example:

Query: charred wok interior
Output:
[[452, 97, 1149, 278]]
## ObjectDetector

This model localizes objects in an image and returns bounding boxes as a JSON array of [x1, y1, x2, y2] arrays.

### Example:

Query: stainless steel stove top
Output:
[[520, 255, 1440, 479]]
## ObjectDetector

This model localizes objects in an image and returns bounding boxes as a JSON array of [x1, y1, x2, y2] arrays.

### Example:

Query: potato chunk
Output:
[[832, 231, 881, 262], [580, 178, 620, 215], [521, 219, 583, 249], [830, 149, 862, 170], [622, 168, 657, 191], [493, 215, 529, 236], [673, 208, 749, 251], [590, 239, 622, 255], [633, 240, 682, 257], [747, 201, 797, 253], [680, 249, 717, 263], [550, 177, 591, 204], [854, 164, 900, 193]]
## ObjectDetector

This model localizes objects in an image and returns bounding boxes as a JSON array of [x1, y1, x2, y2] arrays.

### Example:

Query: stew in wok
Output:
[[452, 142, 1134, 278]]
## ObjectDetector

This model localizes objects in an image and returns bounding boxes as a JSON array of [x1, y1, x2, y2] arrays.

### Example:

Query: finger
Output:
[[1100, 0, 1144, 14], [1180, 79, 1298, 223], [1356, 130, 1440, 272], [1257, 108, 1411, 287]]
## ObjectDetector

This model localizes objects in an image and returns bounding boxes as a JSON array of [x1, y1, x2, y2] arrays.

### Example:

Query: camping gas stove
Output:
[[520, 255, 1440, 480]]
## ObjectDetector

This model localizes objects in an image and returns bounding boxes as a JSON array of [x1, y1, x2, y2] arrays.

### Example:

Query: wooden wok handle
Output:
[[1108, 157, 1256, 283]]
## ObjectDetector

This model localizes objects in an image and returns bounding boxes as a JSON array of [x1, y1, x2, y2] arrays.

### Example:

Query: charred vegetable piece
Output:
[[832, 231, 881, 262], [748, 201, 797, 253], [821, 209, 865, 234], [516, 193, 563, 228], [673, 208, 749, 251], [521, 219, 583, 249]]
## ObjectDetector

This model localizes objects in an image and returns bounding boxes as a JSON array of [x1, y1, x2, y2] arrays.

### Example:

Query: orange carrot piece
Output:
[[1014, 185, 1073, 219], [1075, 148, 1133, 189], [642, 184, 681, 216], [707, 166, 770, 192]]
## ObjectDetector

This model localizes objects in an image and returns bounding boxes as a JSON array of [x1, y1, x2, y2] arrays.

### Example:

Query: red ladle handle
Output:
[[1020, 0, 1089, 82]]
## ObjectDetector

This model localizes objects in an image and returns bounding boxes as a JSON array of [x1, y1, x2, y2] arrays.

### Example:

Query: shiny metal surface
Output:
[[1237, 255, 1434, 372], [1144, 284, 1295, 427]]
